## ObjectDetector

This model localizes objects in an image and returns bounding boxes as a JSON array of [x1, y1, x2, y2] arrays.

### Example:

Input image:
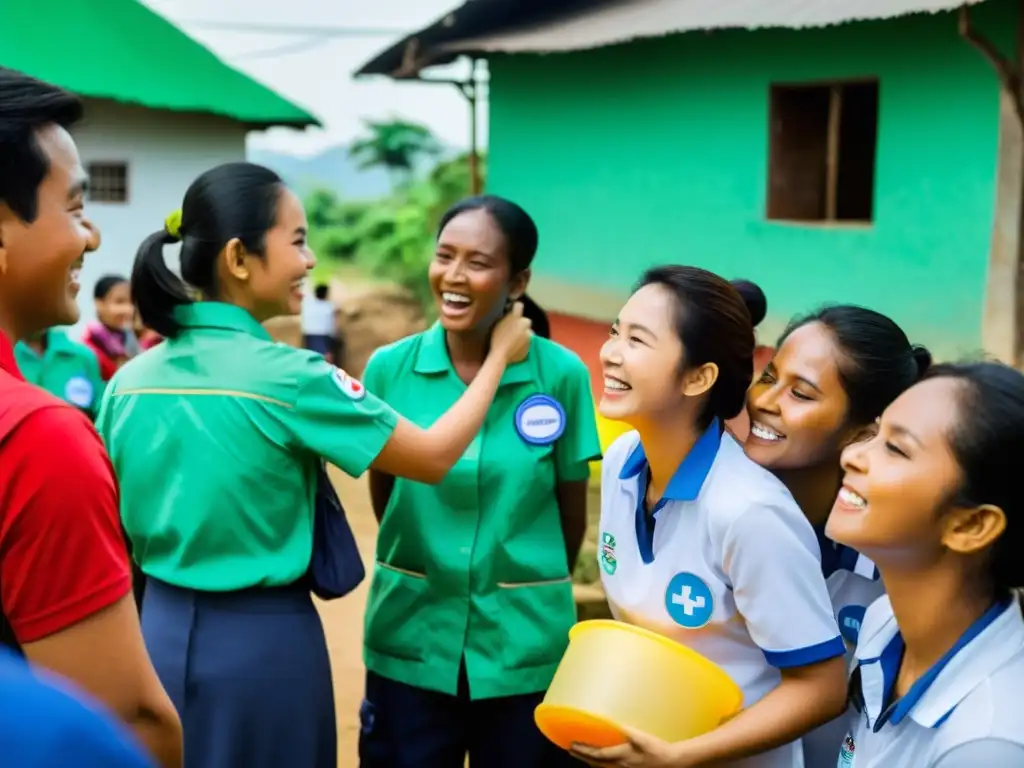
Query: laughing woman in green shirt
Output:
[[15, 328, 104, 418], [360, 195, 601, 768], [96, 163, 532, 768]]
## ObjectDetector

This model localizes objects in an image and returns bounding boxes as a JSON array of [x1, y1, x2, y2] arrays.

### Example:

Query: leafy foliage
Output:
[[348, 118, 444, 189], [306, 125, 486, 314]]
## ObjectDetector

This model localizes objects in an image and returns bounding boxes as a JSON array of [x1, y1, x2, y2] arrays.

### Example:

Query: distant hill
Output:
[[248, 142, 459, 202]]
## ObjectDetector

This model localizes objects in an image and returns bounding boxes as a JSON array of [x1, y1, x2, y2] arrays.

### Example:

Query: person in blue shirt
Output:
[[0, 648, 153, 767], [743, 305, 931, 766], [830, 362, 1024, 767]]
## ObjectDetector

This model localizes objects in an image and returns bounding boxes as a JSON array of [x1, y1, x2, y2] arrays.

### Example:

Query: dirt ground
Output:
[[316, 467, 379, 766]]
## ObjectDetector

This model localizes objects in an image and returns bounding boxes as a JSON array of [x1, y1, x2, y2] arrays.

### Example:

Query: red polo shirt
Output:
[[0, 331, 131, 643]]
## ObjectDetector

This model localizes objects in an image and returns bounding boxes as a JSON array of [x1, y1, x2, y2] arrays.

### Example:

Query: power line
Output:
[[234, 37, 331, 60], [177, 20, 407, 37]]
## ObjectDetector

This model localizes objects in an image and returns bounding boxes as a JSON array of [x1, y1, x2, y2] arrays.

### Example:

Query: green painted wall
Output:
[[488, 1, 1019, 357]]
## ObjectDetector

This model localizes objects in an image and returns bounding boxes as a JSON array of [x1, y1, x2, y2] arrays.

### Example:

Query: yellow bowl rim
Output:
[[534, 701, 628, 748], [568, 620, 744, 711]]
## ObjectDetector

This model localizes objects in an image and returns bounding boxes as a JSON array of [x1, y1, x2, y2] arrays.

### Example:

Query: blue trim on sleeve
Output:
[[763, 635, 847, 669]]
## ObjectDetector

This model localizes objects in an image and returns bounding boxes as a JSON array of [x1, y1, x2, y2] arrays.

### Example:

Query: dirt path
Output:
[[316, 468, 379, 766]]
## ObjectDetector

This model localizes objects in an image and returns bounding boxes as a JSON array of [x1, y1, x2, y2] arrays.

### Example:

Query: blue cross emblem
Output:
[[665, 572, 714, 628]]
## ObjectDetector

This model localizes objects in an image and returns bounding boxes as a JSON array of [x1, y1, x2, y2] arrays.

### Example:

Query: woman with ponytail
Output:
[[743, 305, 931, 767], [95, 165, 532, 768], [358, 195, 600, 767]]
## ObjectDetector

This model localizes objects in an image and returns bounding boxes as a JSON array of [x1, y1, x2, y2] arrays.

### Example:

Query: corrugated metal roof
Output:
[[2, 0, 318, 127], [440, 0, 990, 56], [355, 0, 598, 77]]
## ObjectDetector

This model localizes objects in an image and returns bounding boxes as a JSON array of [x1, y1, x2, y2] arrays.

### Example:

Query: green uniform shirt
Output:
[[95, 302, 398, 591], [15, 329, 105, 418], [362, 323, 601, 700]]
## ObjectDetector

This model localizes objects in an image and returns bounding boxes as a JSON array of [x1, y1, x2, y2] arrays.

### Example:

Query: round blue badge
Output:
[[64, 376, 95, 409], [838, 605, 867, 645], [664, 572, 714, 629], [514, 394, 566, 446]]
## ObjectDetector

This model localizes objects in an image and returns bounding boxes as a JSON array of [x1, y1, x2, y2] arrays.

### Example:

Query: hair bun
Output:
[[730, 279, 767, 328], [912, 345, 932, 378]]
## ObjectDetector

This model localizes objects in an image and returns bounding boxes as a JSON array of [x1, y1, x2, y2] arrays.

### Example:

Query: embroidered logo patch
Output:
[[600, 532, 618, 575], [64, 376, 95, 408], [837, 733, 856, 767], [332, 368, 366, 401]]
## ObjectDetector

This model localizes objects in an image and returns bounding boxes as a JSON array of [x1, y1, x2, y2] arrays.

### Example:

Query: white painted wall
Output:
[[70, 98, 248, 330]]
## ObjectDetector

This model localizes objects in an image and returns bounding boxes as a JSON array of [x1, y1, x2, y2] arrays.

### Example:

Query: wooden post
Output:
[[468, 61, 481, 195], [960, 4, 1024, 364]]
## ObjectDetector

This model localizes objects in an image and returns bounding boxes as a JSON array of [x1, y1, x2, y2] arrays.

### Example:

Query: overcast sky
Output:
[[142, 0, 484, 156]]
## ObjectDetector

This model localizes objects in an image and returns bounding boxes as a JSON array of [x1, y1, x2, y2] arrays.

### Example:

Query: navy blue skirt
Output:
[[142, 578, 336, 768]]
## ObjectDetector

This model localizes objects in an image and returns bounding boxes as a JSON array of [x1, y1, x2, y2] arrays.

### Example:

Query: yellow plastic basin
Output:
[[535, 620, 743, 750]]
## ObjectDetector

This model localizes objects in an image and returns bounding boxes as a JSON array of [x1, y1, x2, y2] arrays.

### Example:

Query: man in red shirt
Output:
[[0, 67, 182, 767]]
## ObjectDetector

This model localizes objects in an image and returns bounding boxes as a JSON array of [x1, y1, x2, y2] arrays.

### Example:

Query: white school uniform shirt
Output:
[[598, 422, 845, 768], [301, 297, 336, 336], [839, 595, 1024, 768], [803, 539, 885, 768]]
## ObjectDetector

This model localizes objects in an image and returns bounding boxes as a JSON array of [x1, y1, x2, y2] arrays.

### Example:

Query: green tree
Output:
[[305, 188, 342, 229], [349, 118, 443, 189], [303, 149, 487, 314]]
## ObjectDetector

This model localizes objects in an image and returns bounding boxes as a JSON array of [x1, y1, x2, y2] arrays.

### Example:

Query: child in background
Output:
[[302, 283, 340, 363], [83, 275, 140, 380]]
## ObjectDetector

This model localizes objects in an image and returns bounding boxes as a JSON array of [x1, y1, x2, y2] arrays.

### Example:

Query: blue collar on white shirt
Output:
[[816, 527, 880, 581], [852, 596, 1020, 731], [618, 418, 723, 498], [620, 420, 723, 564]]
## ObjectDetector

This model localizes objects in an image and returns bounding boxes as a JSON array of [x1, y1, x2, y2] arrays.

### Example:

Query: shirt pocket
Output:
[[364, 561, 431, 662], [497, 576, 576, 670]]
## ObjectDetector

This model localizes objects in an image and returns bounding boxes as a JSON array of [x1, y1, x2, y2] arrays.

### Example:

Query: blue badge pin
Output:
[[838, 605, 867, 646], [514, 394, 566, 446], [665, 571, 714, 629], [64, 376, 95, 409]]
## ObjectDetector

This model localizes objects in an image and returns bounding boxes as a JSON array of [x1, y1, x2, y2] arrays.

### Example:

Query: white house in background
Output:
[[3, 0, 318, 328]]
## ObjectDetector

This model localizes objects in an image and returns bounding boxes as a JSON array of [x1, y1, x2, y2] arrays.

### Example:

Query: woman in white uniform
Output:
[[573, 266, 847, 768], [743, 305, 930, 767], [828, 362, 1024, 768]]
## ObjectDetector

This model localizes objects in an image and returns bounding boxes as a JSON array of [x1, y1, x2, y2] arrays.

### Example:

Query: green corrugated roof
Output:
[[2, 0, 319, 127]]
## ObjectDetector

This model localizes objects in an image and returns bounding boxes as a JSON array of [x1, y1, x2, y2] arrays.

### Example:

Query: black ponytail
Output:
[[519, 293, 550, 339], [131, 162, 283, 340], [131, 229, 192, 338]]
